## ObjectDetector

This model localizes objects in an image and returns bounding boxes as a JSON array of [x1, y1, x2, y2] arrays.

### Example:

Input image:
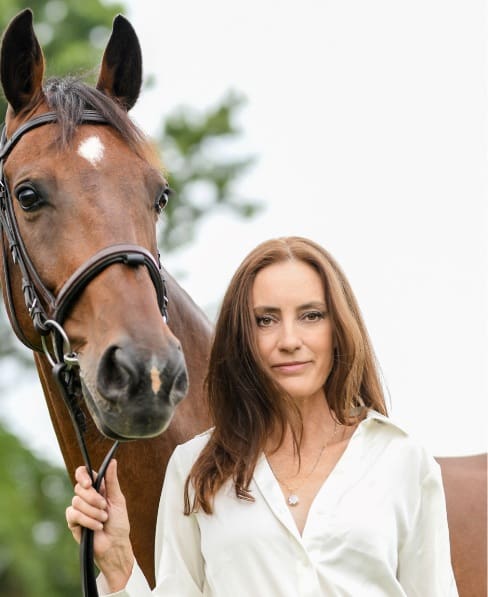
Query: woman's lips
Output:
[[271, 361, 310, 373]]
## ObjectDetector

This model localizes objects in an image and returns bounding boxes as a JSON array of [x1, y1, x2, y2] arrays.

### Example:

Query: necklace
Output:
[[272, 421, 338, 507]]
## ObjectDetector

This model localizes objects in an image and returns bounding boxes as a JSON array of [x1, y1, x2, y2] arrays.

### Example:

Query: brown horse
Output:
[[0, 9, 485, 596], [0, 9, 212, 587]]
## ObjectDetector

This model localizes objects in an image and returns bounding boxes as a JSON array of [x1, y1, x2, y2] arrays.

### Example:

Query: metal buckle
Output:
[[41, 319, 79, 369]]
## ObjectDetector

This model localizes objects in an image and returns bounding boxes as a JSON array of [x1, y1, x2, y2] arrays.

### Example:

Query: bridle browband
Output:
[[0, 110, 170, 597]]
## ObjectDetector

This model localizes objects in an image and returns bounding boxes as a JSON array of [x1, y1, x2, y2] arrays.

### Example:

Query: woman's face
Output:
[[251, 259, 334, 404]]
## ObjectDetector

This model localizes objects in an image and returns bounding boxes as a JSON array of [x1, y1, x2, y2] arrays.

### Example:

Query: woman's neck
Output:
[[267, 392, 337, 454]]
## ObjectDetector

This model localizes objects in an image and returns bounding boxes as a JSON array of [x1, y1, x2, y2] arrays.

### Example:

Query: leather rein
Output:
[[0, 110, 170, 596]]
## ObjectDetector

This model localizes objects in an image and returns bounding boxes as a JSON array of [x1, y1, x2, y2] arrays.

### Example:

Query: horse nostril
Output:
[[97, 345, 139, 402], [174, 367, 189, 396]]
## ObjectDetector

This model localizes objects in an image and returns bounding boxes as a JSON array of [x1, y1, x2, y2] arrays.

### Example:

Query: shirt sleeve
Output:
[[97, 560, 152, 596], [397, 460, 459, 596], [152, 445, 205, 595], [97, 445, 205, 597]]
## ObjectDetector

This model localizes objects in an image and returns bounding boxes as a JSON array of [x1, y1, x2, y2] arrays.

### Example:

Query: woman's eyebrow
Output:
[[253, 301, 327, 313], [253, 306, 280, 313], [298, 301, 327, 310]]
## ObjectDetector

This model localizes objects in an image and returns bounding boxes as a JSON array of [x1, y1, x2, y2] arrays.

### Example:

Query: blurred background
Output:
[[0, 0, 486, 594]]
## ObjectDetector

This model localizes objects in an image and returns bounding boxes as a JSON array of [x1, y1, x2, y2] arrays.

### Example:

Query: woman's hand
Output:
[[66, 459, 134, 592]]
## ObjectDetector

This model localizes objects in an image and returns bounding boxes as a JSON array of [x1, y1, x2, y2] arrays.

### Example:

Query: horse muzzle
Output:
[[79, 341, 189, 440]]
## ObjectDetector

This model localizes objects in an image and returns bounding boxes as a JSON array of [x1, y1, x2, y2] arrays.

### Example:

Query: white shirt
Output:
[[99, 410, 458, 596]]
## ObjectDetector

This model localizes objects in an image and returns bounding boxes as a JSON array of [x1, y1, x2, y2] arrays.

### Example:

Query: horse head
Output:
[[0, 9, 189, 440]]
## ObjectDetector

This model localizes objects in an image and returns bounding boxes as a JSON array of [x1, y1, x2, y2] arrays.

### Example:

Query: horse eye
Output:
[[155, 185, 172, 214], [15, 185, 44, 211]]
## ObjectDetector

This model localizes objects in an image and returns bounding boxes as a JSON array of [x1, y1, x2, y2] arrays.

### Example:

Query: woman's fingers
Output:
[[66, 490, 107, 533], [74, 480, 107, 508], [66, 464, 111, 540], [74, 464, 94, 488], [71, 494, 108, 522], [66, 516, 82, 544], [66, 503, 104, 531], [66, 459, 133, 581], [67, 461, 130, 537]]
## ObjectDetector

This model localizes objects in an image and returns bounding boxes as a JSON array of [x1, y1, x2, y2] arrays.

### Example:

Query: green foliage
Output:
[[0, 423, 81, 596], [159, 91, 260, 251]]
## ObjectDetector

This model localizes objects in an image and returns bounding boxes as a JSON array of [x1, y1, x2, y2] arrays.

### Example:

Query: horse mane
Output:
[[43, 76, 156, 163]]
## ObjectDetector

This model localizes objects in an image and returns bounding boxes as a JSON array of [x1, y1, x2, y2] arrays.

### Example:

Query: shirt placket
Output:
[[253, 455, 323, 596]]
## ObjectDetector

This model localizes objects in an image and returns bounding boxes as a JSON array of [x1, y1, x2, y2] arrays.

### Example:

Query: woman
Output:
[[66, 236, 458, 596]]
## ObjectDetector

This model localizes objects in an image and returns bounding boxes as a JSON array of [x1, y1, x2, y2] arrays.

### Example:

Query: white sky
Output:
[[1, 0, 486, 463]]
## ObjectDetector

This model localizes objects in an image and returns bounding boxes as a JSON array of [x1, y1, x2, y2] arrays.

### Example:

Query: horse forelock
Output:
[[41, 76, 163, 170]]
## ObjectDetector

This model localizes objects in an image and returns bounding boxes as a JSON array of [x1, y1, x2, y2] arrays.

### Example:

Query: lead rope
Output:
[[43, 320, 118, 597]]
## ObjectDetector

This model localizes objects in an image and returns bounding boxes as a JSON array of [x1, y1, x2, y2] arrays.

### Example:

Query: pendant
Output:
[[288, 494, 299, 506]]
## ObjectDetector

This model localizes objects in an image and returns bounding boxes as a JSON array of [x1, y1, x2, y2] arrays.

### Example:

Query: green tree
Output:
[[159, 91, 259, 251], [0, 423, 80, 596], [0, 1, 259, 595]]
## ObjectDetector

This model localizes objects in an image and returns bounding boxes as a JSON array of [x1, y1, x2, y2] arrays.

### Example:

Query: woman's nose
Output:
[[277, 321, 302, 352]]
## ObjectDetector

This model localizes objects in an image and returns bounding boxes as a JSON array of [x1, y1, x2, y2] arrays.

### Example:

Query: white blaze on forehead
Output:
[[77, 135, 105, 166]]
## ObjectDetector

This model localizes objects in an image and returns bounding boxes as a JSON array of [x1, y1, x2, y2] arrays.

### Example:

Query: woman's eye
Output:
[[15, 186, 44, 211], [303, 311, 325, 322], [256, 315, 274, 327], [154, 185, 172, 214]]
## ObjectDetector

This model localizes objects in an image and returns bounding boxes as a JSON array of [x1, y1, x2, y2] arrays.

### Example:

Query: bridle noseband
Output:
[[0, 110, 170, 597]]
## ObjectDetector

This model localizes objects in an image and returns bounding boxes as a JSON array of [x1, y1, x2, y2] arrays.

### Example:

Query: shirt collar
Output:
[[363, 408, 409, 437]]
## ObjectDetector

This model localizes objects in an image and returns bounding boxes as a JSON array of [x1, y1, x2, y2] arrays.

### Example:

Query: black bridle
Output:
[[0, 110, 170, 596]]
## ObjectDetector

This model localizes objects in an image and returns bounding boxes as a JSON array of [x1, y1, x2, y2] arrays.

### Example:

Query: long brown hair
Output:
[[184, 236, 387, 514]]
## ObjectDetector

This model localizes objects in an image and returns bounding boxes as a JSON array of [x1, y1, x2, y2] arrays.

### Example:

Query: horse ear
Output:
[[0, 9, 45, 114], [96, 15, 142, 111]]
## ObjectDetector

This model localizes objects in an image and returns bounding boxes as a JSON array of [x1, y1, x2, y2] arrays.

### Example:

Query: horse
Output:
[[0, 9, 486, 596], [0, 9, 212, 588]]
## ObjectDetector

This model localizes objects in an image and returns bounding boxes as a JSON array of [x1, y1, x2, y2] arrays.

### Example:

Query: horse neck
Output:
[[163, 269, 213, 439]]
